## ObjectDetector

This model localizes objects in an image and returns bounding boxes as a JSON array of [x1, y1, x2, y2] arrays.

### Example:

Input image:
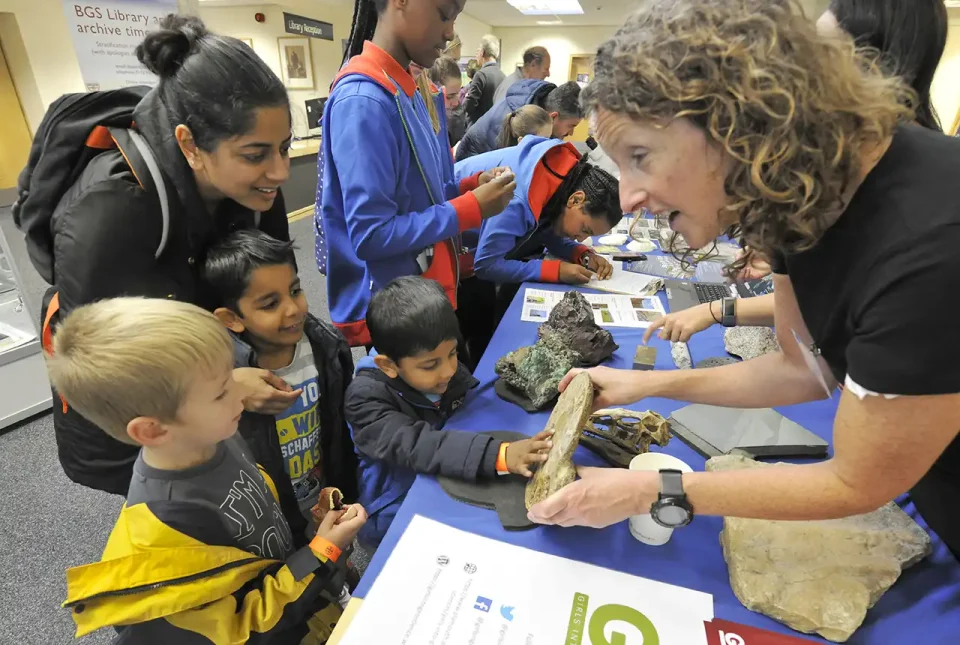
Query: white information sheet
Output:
[[63, 0, 178, 91], [579, 260, 663, 296], [521, 288, 666, 328], [338, 516, 714, 645]]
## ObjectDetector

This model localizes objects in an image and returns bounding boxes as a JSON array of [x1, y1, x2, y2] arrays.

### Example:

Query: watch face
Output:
[[654, 503, 691, 528]]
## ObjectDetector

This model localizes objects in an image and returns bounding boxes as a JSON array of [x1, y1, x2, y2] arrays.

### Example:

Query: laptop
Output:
[[665, 274, 774, 312], [669, 404, 828, 459]]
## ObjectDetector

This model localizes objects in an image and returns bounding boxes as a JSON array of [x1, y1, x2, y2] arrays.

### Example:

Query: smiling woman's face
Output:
[[592, 108, 733, 250]]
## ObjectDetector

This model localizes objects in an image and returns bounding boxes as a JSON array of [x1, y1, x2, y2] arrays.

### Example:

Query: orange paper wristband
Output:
[[496, 442, 510, 474], [309, 535, 342, 563]]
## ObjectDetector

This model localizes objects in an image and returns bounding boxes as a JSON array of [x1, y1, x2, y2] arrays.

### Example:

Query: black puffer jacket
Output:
[[234, 314, 359, 544], [47, 88, 290, 495]]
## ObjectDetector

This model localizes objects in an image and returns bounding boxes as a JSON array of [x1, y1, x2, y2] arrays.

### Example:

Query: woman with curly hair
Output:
[[528, 0, 960, 559], [643, 0, 950, 344]]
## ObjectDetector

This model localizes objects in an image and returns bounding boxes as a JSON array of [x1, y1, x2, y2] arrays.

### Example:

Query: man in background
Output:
[[463, 35, 506, 126], [455, 81, 583, 161], [493, 46, 551, 105]]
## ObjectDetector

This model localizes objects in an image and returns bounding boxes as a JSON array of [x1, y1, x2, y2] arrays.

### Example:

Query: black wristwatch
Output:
[[650, 469, 694, 528], [720, 297, 737, 328]]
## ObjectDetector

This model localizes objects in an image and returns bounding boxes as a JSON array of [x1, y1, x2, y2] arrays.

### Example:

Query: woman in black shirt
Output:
[[527, 0, 960, 559]]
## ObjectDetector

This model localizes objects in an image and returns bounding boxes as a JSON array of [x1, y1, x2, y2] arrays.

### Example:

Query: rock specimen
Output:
[[538, 291, 618, 365], [671, 341, 692, 369], [725, 326, 779, 361], [706, 454, 931, 643], [496, 292, 617, 409], [525, 372, 594, 509], [495, 334, 579, 409], [580, 408, 671, 467]]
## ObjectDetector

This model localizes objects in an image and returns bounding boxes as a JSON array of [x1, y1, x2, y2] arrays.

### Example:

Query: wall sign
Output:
[[63, 0, 178, 91], [283, 12, 333, 41]]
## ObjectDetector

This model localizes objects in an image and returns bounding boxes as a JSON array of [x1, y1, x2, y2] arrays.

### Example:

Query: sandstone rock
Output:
[[525, 372, 594, 509], [725, 326, 780, 361], [706, 454, 931, 642], [538, 291, 618, 365], [495, 334, 579, 409], [671, 341, 692, 369]]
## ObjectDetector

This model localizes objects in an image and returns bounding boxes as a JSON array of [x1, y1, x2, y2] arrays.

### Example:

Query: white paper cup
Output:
[[628, 452, 693, 546]]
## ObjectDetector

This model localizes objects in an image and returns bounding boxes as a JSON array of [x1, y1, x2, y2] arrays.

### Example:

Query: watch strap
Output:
[[721, 297, 736, 327], [659, 469, 685, 498]]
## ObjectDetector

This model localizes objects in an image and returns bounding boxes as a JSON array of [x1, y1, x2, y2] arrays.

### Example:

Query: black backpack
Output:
[[12, 86, 170, 285]]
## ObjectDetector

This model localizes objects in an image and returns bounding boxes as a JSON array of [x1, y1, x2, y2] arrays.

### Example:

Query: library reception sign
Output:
[[63, 0, 178, 91]]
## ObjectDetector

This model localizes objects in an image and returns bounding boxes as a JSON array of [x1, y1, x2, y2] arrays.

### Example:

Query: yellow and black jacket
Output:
[[64, 493, 345, 643]]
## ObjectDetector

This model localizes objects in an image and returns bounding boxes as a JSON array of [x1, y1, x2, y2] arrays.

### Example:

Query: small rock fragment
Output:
[[725, 326, 779, 361], [671, 341, 692, 370]]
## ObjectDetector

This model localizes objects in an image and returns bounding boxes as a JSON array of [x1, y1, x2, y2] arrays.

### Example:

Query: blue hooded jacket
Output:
[[455, 79, 555, 161], [344, 355, 490, 547], [317, 42, 483, 346], [454, 136, 591, 284]]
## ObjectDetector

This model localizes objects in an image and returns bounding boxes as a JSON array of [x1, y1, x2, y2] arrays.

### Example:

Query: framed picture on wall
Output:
[[238, 38, 254, 48], [277, 36, 315, 90]]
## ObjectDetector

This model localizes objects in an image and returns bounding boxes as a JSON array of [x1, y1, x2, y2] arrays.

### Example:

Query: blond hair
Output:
[[581, 0, 913, 269], [497, 104, 553, 149], [46, 298, 234, 445]]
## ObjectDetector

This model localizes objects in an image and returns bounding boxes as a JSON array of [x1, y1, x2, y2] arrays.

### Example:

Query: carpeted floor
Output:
[[0, 213, 359, 644]]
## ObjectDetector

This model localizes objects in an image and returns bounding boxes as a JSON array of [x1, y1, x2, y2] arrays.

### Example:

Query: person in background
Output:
[[203, 230, 359, 538], [493, 46, 551, 105], [530, 0, 960, 562], [495, 104, 554, 149], [463, 34, 506, 126], [345, 277, 553, 547], [52, 298, 366, 643], [643, 0, 950, 345], [38, 15, 298, 497], [318, 0, 516, 348], [461, 59, 481, 105], [429, 56, 467, 146], [456, 136, 621, 320], [457, 81, 583, 161]]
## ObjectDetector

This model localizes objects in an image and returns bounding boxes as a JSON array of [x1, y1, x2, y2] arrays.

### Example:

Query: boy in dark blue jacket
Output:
[[344, 276, 553, 547]]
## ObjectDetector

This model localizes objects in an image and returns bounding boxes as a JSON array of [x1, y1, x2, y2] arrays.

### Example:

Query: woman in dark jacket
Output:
[[46, 15, 303, 496]]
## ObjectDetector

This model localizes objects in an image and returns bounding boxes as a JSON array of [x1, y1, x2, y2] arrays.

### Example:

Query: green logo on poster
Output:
[[566, 593, 660, 645]]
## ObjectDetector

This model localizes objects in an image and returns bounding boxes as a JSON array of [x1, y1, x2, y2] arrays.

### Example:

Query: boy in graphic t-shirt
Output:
[[204, 229, 359, 539]]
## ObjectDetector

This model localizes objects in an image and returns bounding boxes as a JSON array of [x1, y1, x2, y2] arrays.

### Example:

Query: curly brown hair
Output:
[[580, 0, 914, 268]]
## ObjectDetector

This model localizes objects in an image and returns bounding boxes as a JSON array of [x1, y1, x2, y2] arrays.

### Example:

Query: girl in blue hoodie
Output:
[[456, 136, 622, 317], [317, 0, 516, 348]]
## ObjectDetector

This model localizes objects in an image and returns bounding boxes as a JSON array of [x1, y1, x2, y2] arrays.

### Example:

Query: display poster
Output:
[[63, 0, 178, 91], [337, 516, 714, 645], [521, 288, 666, 328]]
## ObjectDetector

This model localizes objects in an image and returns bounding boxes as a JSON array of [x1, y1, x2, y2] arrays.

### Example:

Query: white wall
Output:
[[455, 12, 492, 58], [198, 1, 353, 137], [932, 10, 960, 134], [0, 0, 85, 131], [494, 26, 615, 84]]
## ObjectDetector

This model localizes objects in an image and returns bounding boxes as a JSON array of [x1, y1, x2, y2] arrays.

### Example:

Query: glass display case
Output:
[[0, 223, 51, 429]]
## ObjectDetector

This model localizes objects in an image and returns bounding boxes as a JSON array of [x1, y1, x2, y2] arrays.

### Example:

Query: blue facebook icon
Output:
[[474, 597, 492, 613]]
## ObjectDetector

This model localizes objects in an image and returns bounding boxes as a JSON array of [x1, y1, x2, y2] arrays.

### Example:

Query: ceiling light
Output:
[[507, 0, 584, 16], [537, 19, 563, 24]]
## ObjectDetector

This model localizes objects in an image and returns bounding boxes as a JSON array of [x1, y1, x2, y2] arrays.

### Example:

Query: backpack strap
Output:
[[107, 127, 170, 260]]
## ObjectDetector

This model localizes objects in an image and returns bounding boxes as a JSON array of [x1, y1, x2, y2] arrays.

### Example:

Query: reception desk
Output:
[[286, 138, 321, 220]]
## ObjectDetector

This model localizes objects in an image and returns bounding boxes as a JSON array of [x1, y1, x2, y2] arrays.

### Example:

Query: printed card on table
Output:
[[337, 516, 714, 645]]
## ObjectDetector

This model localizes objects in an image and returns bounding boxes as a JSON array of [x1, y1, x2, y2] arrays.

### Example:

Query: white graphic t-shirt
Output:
[[274, 337, 324, 513]]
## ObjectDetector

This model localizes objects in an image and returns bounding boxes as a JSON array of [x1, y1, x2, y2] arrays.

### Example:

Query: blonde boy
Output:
[[50, 298, 365, 643]]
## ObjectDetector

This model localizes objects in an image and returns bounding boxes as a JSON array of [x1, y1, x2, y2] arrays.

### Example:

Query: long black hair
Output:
[[541, 155, 621, 228], [136, 15, 288, 150], [343, 0, 388, 66], [829, 0, 947, 131]]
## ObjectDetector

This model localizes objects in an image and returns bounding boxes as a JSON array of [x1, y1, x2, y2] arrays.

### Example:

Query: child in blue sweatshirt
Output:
[[344, 276, 553, 547], [317, 0, 516, 348], [455, 136, 623, 317]]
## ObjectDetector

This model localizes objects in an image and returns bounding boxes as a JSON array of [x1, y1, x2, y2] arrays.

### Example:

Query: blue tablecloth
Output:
[[353, 283, 960, 643]]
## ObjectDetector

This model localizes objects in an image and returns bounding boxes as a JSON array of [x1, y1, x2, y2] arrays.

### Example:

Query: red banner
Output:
[[704, 618, 820, 645]]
